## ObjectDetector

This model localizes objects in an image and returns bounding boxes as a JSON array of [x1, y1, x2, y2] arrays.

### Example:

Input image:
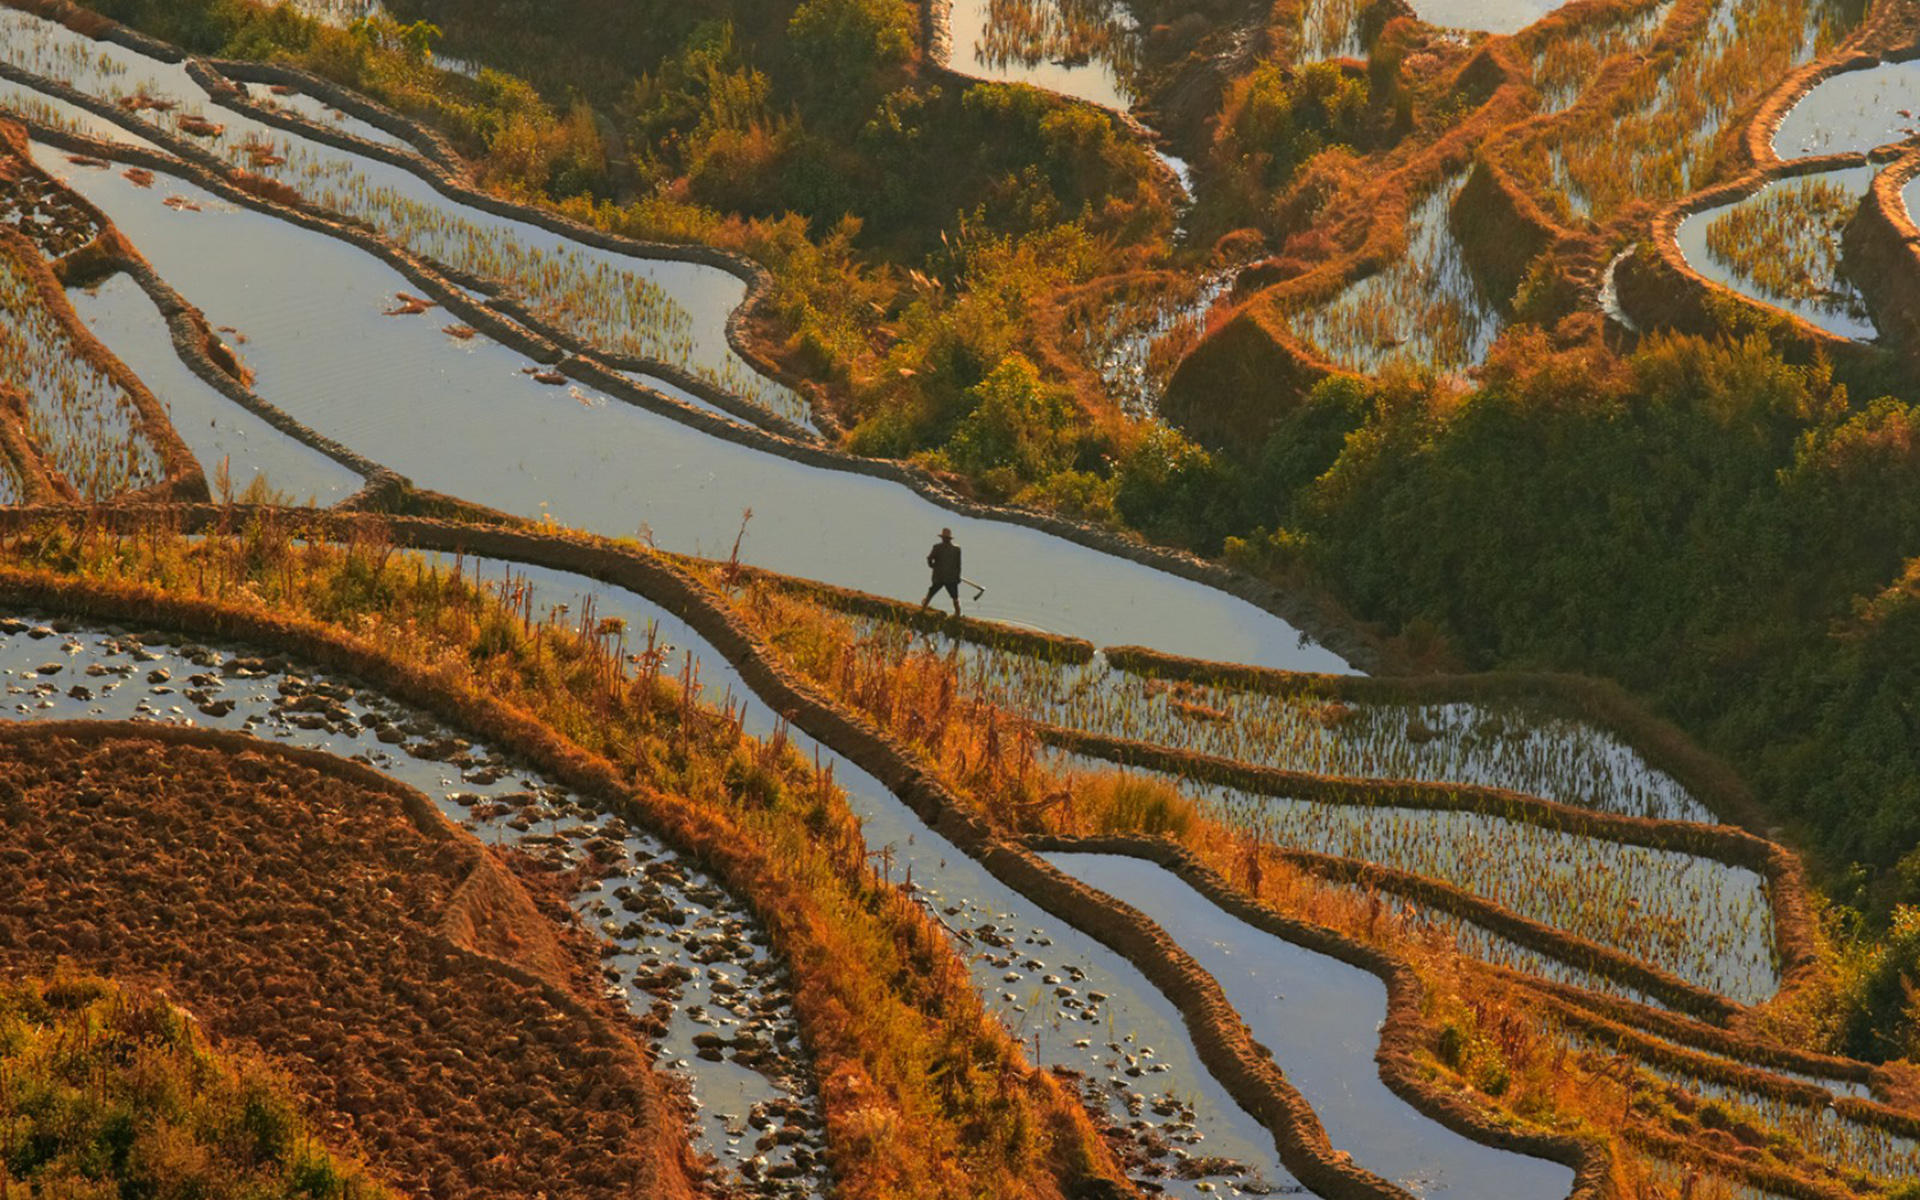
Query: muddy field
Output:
[[0, 724, 702, 1200]]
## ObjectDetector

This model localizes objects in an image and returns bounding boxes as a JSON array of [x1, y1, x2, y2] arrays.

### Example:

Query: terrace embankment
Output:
[[1160, 39, 1536, 450], [0, 125, 204, 502], [1844, 147, 1920, 352], [0, 720, 703, 1200]]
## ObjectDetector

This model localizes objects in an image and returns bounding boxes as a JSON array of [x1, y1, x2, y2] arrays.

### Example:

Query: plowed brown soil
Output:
[[0, 724, 701, 1200]]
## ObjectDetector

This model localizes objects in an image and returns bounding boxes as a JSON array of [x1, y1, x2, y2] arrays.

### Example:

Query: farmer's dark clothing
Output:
[[923, 539, 962, 614], [927, 541, 961, 585]]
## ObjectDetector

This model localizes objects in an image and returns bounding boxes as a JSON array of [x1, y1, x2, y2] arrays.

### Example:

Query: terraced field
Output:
[[0, 0, 1916, 1196]]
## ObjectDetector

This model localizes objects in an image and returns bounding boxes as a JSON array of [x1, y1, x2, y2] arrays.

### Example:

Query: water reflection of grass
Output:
[[1524, 0, 1858, 223], [1284, 171, 1503, 376], [0, 240, 164, 498], [1703, 174, 1865, 316], [1068, 269, 1235, 417], [1529, 0, 1673, 114], [976, 0, 1140, 85]]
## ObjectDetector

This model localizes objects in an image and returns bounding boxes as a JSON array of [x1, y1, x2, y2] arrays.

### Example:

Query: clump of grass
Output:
[[1076, 769, 1197, 838], [0, 968, 397, 1200]]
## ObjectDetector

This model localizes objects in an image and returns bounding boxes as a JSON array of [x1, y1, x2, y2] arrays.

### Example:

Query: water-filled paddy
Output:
[[1045, 851, 1581, 1198], [66, 272, 363, 504], [1409, 0, 1562, 34], [1284, 170, 1503, 376], [943, 0, 1135, 111], [33, 141, 1352, 669], [1675, 164, 1878, 341], [1773, 58, 1920, 159]]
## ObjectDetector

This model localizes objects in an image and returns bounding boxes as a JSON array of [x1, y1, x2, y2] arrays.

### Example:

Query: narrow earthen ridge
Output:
[[710, 559, 1098, 663], [0, 34, 1387, 676], [1020, 832, 1613, 1195], [1532, 985, 1920, 1145], [1270, 844, 1741, 1020], [0, 503, 1610, 1199], [1498, 967, 1884, 1089], [1631, 148, 1890, 360], [0, 220, 205, 503]]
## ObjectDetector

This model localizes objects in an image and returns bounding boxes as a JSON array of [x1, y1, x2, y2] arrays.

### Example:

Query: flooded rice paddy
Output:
[[0, 239, 164, 497], [942, 0, 1137, 111], [1282, 170, 1502, 377], [1772, 58, 1920, 159], [66, 272, 364, 504], [18, 124, 1354, 667], [1045, 754, 1777, 1002], [1676, 164, 1878, 341], [848, 616, 1712, 821], [1045, 852, 1580, 1198]]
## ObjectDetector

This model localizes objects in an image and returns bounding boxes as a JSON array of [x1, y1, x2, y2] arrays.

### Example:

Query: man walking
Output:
[[921, 528, 963, 617]]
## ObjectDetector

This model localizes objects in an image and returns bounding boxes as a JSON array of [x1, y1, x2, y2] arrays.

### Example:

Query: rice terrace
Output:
[[2, 0, 1920, 1193]]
